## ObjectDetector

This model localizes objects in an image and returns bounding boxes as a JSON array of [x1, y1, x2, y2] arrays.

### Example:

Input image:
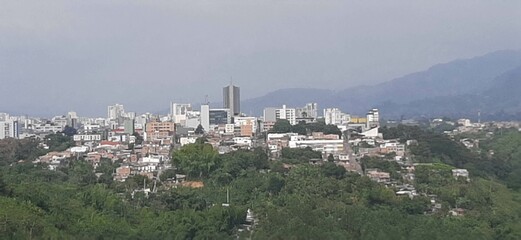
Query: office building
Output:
[[201, 105, 232, 133], [209, 108, 232, 125], [223, 84, 240, 116]]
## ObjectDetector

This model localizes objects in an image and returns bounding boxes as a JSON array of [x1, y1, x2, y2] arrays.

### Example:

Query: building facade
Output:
[[107, 104, 125, 120], [223, 84, 240, 116], [0, 120, 19, 139], [170, 103, 192, 124]]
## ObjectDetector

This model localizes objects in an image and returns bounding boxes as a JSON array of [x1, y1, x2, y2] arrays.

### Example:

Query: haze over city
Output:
[[1, 0, 521, 116]]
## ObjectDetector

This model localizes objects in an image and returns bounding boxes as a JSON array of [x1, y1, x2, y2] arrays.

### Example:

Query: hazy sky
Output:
[[1, 0, 521, 116]]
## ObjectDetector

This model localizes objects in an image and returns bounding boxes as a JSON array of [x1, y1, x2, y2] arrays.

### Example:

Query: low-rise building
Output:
[[366, 169, 391, 183], [452, 169, 470, 181]]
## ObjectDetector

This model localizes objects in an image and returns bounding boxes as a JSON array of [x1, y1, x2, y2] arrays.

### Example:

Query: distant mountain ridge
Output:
[[242, 50, 521, 120]]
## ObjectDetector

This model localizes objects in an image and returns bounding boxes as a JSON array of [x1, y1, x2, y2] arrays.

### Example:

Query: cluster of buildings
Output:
[[3, 82, 496, 218], [0, 83, 374, 182], [0, 82, 389, 182], [2, 81, 479, 202]]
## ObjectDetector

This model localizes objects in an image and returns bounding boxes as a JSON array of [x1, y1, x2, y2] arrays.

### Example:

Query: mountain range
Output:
[[241, 50, 521, 120]]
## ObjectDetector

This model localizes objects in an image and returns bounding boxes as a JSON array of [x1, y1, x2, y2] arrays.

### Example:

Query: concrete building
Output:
[[263, 105, 296, 125], [67, 111, 79, 128], [223, 84, 240, 116], [324, 108, 350, 125], [145, 121, 175, 142], [107, 104, 125, 120], [366, 109, 380, 129], [263, 108, 277, 122], [0, 120, 19, 139], [170, 103, 192, 124], [234, 116, 257, 135], [288, 138, 344, 156], [33, 123, 64, 133], [209, 108, 231, 125], [52, 115, 68, 127], [200, 105, 210, 132], [73, 134, 102, 142], [296, 103, 318, 120], [276, 105, 296, 125], [124, 119, 135, 134]]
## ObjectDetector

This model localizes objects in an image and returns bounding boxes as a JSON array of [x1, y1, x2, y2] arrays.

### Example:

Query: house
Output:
[[366, 169, 391, 183], [115, 165, 132, 181], [449, 208, 465, 216], [452, 169, 470, 181]]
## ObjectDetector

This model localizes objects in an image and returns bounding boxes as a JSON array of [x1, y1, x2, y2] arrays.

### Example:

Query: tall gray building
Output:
[[223, 84, 240, 116]]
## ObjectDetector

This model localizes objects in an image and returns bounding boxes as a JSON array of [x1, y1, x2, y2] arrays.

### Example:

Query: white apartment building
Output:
[[200, 105, 210, 132], [33, 123, 64, 133], [296, 103, 318, 119], [263, 105, 296, 125], [366, 109, 380, 129], [225, 124, 235, 134], [0, 120, 19, 139], [73, 134, 102, 142], [324, 108, 350, 125], [52, 116, 68, 127], [289, 138, 344, 156], [170, 103, 192, 124], [107, 104, 125, 120], [277, 105, 296, 125]]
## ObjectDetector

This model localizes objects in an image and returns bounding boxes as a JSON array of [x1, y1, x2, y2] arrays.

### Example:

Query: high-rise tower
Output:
[[223, 84, 240, 116]]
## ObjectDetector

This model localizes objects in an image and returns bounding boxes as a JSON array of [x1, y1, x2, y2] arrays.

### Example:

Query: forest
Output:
[[2, 126, 521, 239]]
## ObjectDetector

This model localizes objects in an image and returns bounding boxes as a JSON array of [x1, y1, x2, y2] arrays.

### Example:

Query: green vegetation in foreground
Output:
[[2, 126, 521, 239]]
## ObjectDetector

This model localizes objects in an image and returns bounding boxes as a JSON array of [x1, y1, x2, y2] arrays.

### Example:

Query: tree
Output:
[[133, 132, 144, 145], [281, 147, 322, 163], [172, 142, 219, 178], [69, 161, 97, 186], [327, 154, 335, 162], [0, 176, 10, 196], [321, 162, 346, 179], [45, 133, 74, 152], [265, 174, 285, 194], [62, 126, 78, 137], [291, 122, 307, 135], [270, 119, 292, 133], [159, 168, 177, 182], [195, 124, 205, 134]]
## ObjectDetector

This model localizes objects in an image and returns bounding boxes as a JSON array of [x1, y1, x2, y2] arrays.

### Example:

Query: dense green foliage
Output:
[[380, 125, 495, 176], [361, 156, 402, 180], [479, 129, 521, 190], [270, 119, 342, 137], [2, 127, 521, 239], [281, 147, 322, 163]]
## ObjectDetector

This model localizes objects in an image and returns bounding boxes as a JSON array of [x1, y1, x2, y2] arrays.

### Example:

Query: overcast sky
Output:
[[1, 0, 521, 117]]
